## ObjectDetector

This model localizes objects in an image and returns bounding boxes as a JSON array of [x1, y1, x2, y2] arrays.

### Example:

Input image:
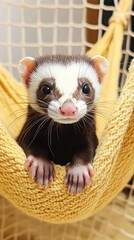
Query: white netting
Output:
[[0, 0, 87, 78], [0, 0, 134, 239]]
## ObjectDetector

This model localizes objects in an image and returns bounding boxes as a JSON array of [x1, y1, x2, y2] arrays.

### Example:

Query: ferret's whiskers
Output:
[[97, 100, 115, 106], [95, 108, 112, 117], [47, 120, 55, 158], [7, 113, 27, 131], [55, 123, 60, 140], [82, 117, 89, 128], [73, 123, 77, 134], [48, 108, 59, 115], [6, 108, 26, 119], [0, 101, 46, 114], [27, 116, 50, 149], [96, 109, 113, 117], [36, 99, 49, 106], [1, 91, 43, 104], [20, 95, 50, 106], [48, 120, 52, 146], [81, 118, 88, 132], [19, 115, 46, 146], [86, 112, 95, 120], [74, 122, 81, 133], [0, 92, 49, 111], [0, 102, 28, 112], [95, 112, 110, 123], [84, 114, 95, 125], [91, 107, 112, 117], [89, 106, 111, 121], [78, 108, 86, 115], [7, 108, 42, 131]]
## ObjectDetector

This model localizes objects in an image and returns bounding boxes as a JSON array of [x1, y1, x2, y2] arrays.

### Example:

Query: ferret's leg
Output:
[[65, 131, 98, 194], [64, 161, 94, 194], [25, 155, 55, 186]]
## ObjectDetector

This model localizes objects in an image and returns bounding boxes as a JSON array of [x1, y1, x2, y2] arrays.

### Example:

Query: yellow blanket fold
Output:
[[0, 59, 133, 223]]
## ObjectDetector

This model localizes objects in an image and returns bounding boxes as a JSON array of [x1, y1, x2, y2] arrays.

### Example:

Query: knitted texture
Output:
[[0, 59, 133, 223]]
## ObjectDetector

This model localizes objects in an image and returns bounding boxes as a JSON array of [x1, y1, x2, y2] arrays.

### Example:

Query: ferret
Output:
[[17, 55, 108, 194]]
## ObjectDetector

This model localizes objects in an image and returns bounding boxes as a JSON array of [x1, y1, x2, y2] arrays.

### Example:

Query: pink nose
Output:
[[60, 101, 77, 116]]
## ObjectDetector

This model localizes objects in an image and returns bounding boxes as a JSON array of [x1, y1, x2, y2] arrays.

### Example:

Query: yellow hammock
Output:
[[0, 0, 133, 224]]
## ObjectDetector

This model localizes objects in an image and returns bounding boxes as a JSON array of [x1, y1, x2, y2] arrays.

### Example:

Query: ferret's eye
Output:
[[41, 85, 52, 95], [82, 84, 90, 94]]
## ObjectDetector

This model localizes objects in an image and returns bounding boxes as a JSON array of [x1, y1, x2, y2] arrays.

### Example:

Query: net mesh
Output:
[[0, 0, 133, 239]]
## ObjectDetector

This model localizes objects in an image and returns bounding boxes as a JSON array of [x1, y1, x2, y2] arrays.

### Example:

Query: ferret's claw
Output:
[[25, 155, 55, 186], [65, 163, 93, 194]]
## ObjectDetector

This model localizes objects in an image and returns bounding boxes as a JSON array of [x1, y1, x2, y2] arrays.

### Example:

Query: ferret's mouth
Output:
[[52, 117, 80, 124]]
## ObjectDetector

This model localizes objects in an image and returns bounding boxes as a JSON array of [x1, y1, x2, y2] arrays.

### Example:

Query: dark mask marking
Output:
[[73, 78, 95, 111], [36, 78, 62, 113]]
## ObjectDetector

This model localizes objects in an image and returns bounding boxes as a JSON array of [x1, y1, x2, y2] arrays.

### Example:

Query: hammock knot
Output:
[[109, 11, 129, 29]]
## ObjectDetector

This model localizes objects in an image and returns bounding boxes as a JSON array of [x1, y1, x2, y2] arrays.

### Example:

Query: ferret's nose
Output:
[[60, 101, 77, 116]]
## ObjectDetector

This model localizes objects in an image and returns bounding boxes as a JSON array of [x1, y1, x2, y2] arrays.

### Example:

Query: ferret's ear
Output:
[[91, 55, 109, 84], [18, 57, 36, 87]]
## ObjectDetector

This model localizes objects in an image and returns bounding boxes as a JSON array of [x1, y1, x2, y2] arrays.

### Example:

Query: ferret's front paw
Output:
[[64, 163, 94, 194], [25, 155, 55, 186]]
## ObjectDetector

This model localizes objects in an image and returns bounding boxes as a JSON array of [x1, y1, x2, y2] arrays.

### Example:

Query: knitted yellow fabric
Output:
[[0, 58, 133, 223]]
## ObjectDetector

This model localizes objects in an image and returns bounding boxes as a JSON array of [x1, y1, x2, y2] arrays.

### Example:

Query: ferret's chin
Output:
[[50, 117, 80, 124]]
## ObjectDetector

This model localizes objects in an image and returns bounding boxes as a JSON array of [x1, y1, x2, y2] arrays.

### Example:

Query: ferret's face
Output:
[[18, 55, 108, 124]]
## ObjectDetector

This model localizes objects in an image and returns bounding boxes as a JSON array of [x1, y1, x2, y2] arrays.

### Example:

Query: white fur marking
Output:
[[47, 99, 87, 124], [28, 60, 103, 121], [29, 61, 101, 107]]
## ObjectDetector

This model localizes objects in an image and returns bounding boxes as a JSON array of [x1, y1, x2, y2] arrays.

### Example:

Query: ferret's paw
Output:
[[25, 155, 55, 186], [64, 163, 94, 194]]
